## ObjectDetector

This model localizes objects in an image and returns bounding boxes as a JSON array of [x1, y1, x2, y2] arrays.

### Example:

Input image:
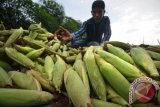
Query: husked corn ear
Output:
[[4, 27, 23, 47], [0, 67, 12, 87], [44, 56, 54, 80], [106, 44, 134, 64], [84, 46, 106, 101], [5, 47, 35, 68], [95, 54, 130, 101], [0, 88, 54, 107], [8, 71, 39, 90], [73, 53, 90, 95], [91, 98, 124, 107], [52, 55, 67, 92], [97, 49, 144, 82], [130, 47, 159, 77], [64, 68, 92, 107]]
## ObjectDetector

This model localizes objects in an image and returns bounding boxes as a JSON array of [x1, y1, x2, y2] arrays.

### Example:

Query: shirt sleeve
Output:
[[71, 21, 87, 41], [101, 17, 112, 43]]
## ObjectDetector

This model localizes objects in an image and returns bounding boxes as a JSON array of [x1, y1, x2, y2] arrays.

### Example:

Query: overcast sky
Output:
[[56, 0, 160, 45]]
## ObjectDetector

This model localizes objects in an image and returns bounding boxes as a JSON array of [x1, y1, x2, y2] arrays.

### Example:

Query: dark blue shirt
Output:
[[69, 16, 111, 47]]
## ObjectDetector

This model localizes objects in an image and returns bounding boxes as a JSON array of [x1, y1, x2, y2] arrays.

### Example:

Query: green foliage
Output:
[[0, 0, 81, 33], [62, 16, 81, 32]]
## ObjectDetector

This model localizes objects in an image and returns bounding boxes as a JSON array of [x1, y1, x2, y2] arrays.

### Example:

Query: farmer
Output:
[[56, 0, 111, 47]]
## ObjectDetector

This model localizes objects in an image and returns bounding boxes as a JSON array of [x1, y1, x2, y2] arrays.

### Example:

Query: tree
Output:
[[62, 16, 81, 32]]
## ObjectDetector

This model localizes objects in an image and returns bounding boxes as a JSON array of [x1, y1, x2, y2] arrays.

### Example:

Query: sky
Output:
[[56, 0, 160, 45]]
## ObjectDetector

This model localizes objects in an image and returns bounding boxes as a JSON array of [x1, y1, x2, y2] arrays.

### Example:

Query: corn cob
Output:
[[0, 60, 12, 71], [14, 44, 35, 54], [62, 50, 69, 57], [147, 50, 160, 60], [0, 88, 54, 106], [91, 98, 124, 107], [9, 71, 40, 90], [95, 54, 130, 101], [5, 47, 35, 68], [35, 62, 45, 73], [153, 60, 160, 70], [36, 36, 48, 41], [0, 67, 12, 87], [25, 71, 42, 91], [64, 67, 92, 107], [52, 42, 60, 51], [65, 55, 77, 64], [28, 70, 55, 93], [52, 55, 67, 92], [29, 31, 38, 39], [104, 41, 131, 50], [105, 83, 130, 106], [97, 49, 144, 82], [73, 53, 90, 95], [44, 56, 54, 80], [28, 23, 47, 34], [36, 57, 45, 65], [4, 27, 23, 47], [23, 36, 60, 55], [106, 44, 134, 64], [26, 48, 45, 60], [130, 47, 159, 77], [0, 30, 14, 36], [84, 46, 106, 101]]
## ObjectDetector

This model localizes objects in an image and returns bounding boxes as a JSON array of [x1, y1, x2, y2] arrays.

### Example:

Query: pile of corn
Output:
[[0, 23, 160, 107]]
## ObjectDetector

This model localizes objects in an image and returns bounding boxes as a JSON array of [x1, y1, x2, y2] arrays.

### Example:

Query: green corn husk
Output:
[[106, 84, 130, 106], [104, 41, 131, 50], [95, 54, 130, 101], [52, 42, 60, 51], [52, 55, 67, 92], [130, 47, 159, 77], [44, 56, 54, 80], [4, 27, 23, 47], [65, 55, 77, 64], [28, 70, 55, 93], [154, 61, 160, 70], [26, 48, 45, 60], [91, 98, 124, 107], [84, 46, 106, 101], [8, 71, 39, 90], [97, 49, 144, 82], [14, 44, 35, 54], [147, 50, 160, 60], [106, 44, 134, 64], [0, 88, 54, 107], [73, 53, 90, 95], [5, 47, 35, 68], [64, 67, 92, 107], [0, 67, 12, 87]]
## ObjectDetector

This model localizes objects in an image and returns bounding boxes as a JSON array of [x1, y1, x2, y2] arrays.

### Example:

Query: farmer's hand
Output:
[[55, 26, 72, 42]]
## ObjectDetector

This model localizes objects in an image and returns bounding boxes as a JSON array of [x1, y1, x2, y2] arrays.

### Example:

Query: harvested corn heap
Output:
[[0, 23, 160, 107]]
